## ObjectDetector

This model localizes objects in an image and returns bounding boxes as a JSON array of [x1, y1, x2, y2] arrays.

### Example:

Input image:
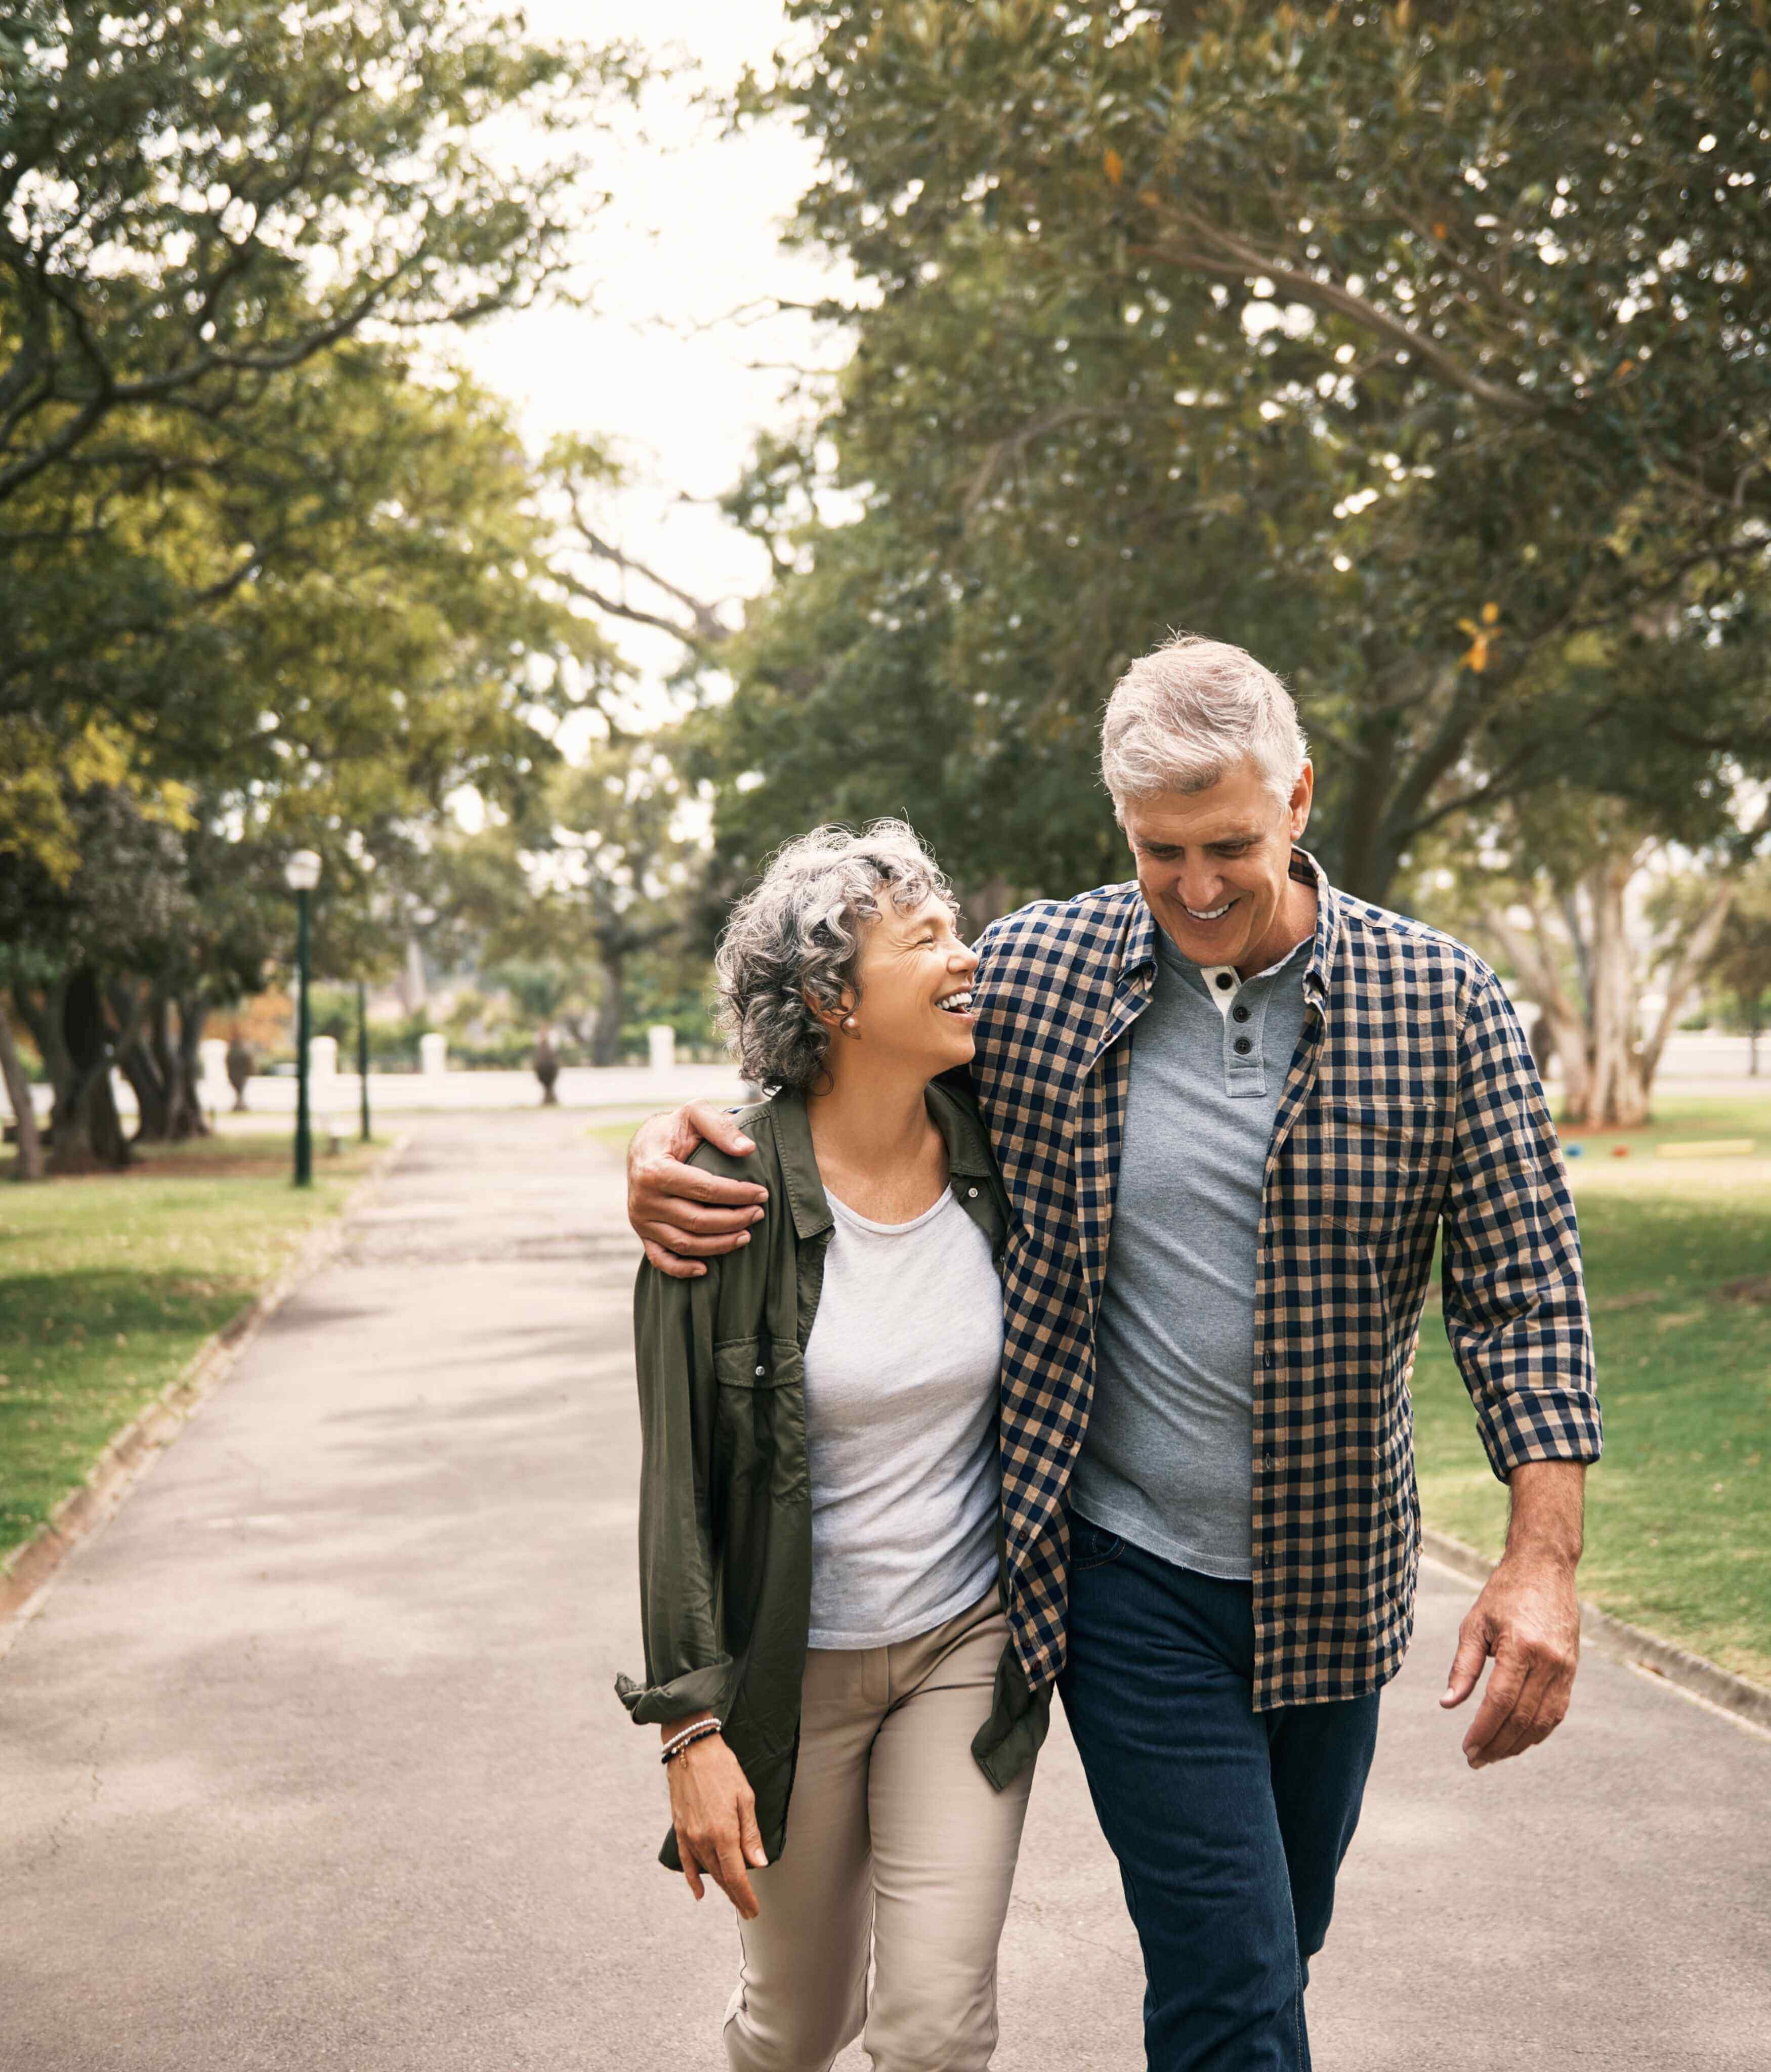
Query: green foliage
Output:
[[618, 947, 719, 1058], [0, 0, 624, 519], [702, 2, 1771, 903], [434, 727, 705, 1062], [0, 2, 642, 1150], [1705, 861, 1771, 1045], [482, 961, 589, 1028]]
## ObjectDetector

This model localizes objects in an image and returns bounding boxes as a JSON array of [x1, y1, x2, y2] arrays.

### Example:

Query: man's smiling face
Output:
[[1119, 756, 1315, 974]]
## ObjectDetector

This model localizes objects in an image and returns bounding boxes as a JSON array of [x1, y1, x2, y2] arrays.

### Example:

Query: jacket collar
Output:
[[765, 1079, 995, 1243]]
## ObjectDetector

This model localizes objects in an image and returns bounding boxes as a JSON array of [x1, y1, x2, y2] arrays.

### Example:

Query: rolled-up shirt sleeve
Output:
[[614, 1262, 737, 1726], [1440, 968, 1602, 1482]]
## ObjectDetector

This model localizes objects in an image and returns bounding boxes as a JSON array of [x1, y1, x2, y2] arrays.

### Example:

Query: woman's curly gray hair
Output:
[[715, 820, 960, 1093]]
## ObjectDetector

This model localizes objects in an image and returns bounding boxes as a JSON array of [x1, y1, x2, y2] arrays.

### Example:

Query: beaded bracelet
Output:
[[660, 1718, 723, 1765]]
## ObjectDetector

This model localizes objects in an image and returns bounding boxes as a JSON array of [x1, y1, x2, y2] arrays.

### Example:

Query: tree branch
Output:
[[1641, 878, 1737, 1085], [1133, 208, 1545, 418]]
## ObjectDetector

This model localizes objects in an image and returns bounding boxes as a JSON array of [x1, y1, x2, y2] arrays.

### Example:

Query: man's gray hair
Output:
[[714, 819, 959, 1093], [1100, 632, 1309, 811]]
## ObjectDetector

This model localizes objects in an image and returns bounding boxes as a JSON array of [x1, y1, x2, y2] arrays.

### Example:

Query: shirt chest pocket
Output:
[[1305, 1098, 1449, 1242], [711, 1337, 809, 1513]]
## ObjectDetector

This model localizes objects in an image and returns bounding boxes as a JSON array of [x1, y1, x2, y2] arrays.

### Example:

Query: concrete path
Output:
[[2, 1112, 1767, 2070]]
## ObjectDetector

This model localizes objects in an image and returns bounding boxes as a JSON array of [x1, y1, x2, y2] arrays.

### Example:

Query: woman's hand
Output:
[[665, 1728, 769, 1918]]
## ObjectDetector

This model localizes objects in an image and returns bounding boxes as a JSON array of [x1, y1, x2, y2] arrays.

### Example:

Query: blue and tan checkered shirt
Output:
[[971, 848, 1601, 1709]]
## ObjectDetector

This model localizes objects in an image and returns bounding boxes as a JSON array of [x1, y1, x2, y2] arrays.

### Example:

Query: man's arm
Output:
[[628, 1102, 768, 1279], [1437, 968, 1602, 1768]]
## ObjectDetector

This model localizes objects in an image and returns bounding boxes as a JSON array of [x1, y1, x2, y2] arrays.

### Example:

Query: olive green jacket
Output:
[[616, 1081, 1050, 1870]]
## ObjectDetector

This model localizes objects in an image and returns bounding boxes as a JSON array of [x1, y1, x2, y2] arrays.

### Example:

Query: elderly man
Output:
[[627, 633, 1601, 2072]]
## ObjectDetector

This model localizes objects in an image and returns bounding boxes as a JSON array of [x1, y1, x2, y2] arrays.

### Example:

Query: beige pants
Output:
[[724, 1591, 1035, 2072]]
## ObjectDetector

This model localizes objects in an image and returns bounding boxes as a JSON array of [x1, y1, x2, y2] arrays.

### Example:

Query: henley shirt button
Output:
[[1214, 971, 1235, 990], [1233, 1035, 1253, 1056], [1232, 1003, 1251, 1023]]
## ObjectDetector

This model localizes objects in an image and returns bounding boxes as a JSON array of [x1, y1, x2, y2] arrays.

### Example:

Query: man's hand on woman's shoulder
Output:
[[627, 1100, 770, 1279]]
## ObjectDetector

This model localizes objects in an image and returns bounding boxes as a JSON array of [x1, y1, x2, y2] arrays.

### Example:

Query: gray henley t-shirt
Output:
[[1068, 926, 1311, 1580]]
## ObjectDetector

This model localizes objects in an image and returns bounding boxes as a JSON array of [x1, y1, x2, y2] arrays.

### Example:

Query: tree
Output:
[[0, 991, 45, 1179], [1418, 772, 1765, 1126], [0, 353, 611, 1161], [1704, 863, 1771, 1076], [442, 729, 703, 1065], [0, 0, 634, 759], [0, 782, 194, 1171], [702, 2, 1771, 906], [0, 1, 617, 510]]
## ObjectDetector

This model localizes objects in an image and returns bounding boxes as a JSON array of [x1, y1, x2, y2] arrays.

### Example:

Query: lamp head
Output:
[[284, 850, 322, 893]]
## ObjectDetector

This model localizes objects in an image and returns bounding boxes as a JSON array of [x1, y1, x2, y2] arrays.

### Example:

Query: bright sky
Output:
[[454, 0, 849, 729]]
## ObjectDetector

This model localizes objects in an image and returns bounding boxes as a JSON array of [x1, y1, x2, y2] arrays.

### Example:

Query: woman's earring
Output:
[[842, 1015, 857, 1030]]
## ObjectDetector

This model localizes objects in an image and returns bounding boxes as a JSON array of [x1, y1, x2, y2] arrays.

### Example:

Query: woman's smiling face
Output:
[[839, 893, 980, 1075]]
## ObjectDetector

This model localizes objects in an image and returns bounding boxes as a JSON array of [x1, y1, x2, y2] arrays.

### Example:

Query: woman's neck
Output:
[[805, 1062, 947, 1222]]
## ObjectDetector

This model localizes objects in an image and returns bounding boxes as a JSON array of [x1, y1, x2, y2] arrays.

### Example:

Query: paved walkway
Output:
[[2, 1112, 1767, 2069]]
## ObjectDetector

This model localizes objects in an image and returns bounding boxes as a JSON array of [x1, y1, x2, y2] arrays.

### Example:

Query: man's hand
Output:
[[664, 1722, 769, 1917], [627, 1101, 768, 1279], [1441, 1459, 1585, 1768]]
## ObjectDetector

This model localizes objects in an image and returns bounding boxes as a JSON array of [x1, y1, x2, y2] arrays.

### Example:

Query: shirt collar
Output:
[[1117, 845, 1338, 1007], [1293, 845, 1339, 1012], [763, 1080, 994, 1244]]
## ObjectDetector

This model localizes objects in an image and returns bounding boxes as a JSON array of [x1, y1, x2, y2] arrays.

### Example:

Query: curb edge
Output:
[[0, 1132, 411, 1660]]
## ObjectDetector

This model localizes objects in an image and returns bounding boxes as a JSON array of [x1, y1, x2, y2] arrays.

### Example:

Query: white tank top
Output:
[[802, 1184, 1004, 1648]]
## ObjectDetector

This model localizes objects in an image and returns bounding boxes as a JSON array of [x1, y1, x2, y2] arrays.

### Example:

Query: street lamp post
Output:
[[285, 850, 322, 1187], [357, 978, 371, 1143]]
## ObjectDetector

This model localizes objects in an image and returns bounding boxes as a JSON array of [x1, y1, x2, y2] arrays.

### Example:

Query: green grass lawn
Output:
[[1412, 1093, 1771, 1688], [0, 1133, 382, 1556]]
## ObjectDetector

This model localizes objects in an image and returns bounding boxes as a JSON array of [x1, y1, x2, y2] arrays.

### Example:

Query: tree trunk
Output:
[[176, 998, 211, 1138], [49, 968, 132, 1173], [152, 991, 187, 1139], [1333, 695, 1403, 902], [52, 1061, 132, 1173], [25, 974, 71, 1110], [593, 954, 626, 1067], [1583, 854, 1650, 1128], [1475, 896, 1593, 1118], [0, 998, 46, 1181], [117, 1032, 170, 1139], [399, 937, 429, 1014], [116, 981, 172, 1142], [112, 986, 210, 1145], [1638, 879, 1736, 1091]]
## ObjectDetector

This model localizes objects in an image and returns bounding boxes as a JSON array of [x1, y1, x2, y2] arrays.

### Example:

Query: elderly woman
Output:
[[617, 820, 1047, 2072]]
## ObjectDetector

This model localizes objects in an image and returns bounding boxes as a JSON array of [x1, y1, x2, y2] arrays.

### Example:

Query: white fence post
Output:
[[198, 1038, 231, 1115], [309, 1034, 338, 1097]]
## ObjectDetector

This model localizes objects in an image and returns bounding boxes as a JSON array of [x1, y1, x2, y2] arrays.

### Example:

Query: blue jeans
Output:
[[1058, 1515, 1380, 2072]]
